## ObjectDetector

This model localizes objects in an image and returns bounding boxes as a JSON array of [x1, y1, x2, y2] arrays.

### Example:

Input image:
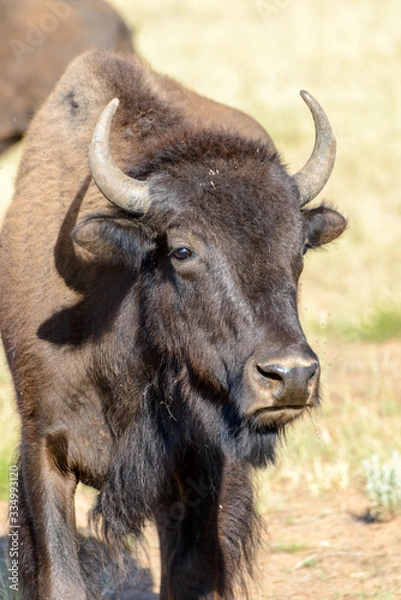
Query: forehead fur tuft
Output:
[[129, 129, 280, 180]]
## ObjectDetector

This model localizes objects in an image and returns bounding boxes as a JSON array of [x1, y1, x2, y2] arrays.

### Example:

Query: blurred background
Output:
[[0, 0, 400, 597]]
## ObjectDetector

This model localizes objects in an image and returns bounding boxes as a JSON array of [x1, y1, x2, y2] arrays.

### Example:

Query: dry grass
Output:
[[0, 0, 400, 500]]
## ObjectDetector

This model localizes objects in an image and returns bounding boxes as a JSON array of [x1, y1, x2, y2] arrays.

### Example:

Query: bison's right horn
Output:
[[88, 98, 151, 216]]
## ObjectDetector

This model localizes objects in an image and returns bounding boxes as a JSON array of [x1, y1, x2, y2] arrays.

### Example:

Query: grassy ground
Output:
[[0, 1, 400, 596]]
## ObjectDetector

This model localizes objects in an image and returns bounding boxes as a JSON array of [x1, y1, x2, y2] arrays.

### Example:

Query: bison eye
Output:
[[171, 247, 193, 260]]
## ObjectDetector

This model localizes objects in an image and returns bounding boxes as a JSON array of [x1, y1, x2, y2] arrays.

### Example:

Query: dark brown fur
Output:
[[0, 0, 133, 153], [0, 51, 346, 599]]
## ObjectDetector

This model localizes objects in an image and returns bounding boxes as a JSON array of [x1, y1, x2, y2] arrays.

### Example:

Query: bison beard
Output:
[[0, 50, 346, 599], [95, 360, 276, 530]]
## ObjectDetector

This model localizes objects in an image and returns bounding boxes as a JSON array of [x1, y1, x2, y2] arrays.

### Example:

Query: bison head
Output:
[[72, 93, 346, 466]]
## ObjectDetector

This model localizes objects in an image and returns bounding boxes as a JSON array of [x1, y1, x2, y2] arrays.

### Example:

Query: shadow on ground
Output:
[[0, 534, 158, 600]]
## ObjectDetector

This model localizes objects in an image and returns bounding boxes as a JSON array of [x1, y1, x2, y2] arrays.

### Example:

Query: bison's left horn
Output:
[[293, 91, 336, 207], [88, 98, 151, 216]]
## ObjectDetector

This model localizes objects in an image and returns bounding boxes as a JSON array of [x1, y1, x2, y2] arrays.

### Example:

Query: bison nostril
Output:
[[308, 363, 319, 380], [256, 364, 285, 382], [305, 362, 319, 384], [256, 364, 287, 398]]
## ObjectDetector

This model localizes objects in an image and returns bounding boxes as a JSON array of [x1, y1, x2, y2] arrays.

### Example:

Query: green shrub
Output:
[[362, 452, 401, 521]]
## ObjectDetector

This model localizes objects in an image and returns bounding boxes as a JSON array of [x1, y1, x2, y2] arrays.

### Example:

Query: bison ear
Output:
[[71, 217, 145, 264], [304, 206, 347, 248]]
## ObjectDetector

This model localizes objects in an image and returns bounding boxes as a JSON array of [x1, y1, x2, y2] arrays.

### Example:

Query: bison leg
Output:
[[156, 491, 223, 600], [156, 456, 255, 600], [18, 433, 87, 600]]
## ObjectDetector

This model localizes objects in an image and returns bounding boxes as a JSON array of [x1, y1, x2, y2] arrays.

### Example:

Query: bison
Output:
[[0, 0, 133, 154], [0, 50, 346, 599]]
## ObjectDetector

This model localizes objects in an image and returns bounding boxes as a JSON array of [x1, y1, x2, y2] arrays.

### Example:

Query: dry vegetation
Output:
[[0, 0, 400, 598]]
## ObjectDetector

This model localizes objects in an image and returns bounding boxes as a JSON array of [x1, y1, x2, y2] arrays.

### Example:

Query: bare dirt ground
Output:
[[251, 489, 401, 599], [1, 483, 400, 599]]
